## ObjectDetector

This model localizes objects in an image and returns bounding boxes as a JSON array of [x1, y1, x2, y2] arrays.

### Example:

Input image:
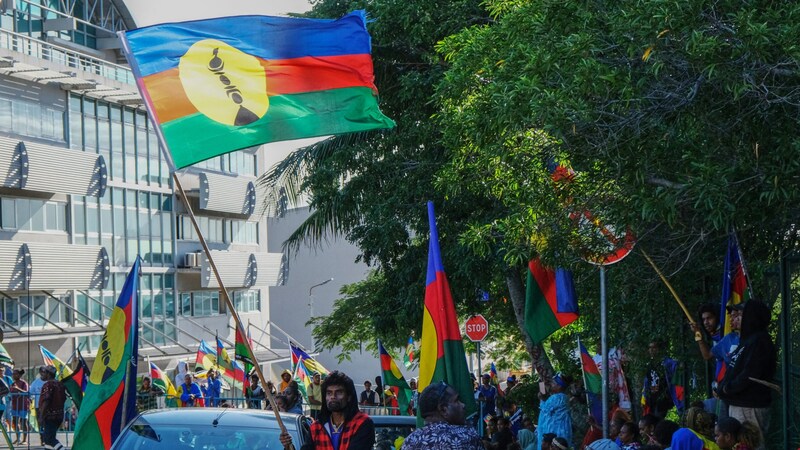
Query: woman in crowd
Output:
[[9, 369, 29, 445], [619, 422, 642, 450], [537, 373, 573, 448]]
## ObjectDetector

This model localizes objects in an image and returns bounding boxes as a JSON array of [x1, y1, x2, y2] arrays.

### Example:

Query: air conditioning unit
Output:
[[185, 252, 197, 268]]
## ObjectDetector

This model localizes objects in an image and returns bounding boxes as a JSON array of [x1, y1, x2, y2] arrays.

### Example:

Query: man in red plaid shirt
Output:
[[281, 370, 374, 449]]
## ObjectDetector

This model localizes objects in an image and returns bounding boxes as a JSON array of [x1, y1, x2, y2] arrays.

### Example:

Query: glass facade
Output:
[[0, 6, 270, 361], [177, 216, 259, 245]]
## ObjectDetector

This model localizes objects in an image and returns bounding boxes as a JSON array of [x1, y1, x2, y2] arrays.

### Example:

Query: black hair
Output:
[[697, 303, 719, 319], [317, 371, 359, 424], [13, 368, 24, 376], [653, 420, 679, 446], [418, 381, 453, 419], [716, 416, 742, 435], [622, 421, 641, 442], [640, 413, 660, 428], [542, 433, 556, 443]]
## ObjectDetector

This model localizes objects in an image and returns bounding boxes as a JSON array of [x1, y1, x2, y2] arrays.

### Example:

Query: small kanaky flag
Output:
[[524, 258, 579, 344]]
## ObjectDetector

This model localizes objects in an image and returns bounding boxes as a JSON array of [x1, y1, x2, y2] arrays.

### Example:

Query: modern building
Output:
[[0, 0, 303, 376]]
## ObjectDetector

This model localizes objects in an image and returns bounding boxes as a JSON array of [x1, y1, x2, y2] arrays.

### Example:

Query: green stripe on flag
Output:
[[162, 87, 395, 169]]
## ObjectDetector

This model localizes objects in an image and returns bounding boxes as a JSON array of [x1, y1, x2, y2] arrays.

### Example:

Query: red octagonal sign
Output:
[[465, 314, 489, 342]]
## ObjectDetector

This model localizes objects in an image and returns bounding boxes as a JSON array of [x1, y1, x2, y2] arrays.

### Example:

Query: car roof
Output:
[[368, 415, 417, 426], [136, 408, 303, 430]]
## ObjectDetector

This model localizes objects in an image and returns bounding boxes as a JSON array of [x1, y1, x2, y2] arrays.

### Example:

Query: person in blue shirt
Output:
[[693, 303, 742, 419], [202, 369, 222, 407], [180, 373, 204, 407], [537, 373, 573, 449], [476, 374, 498, 421]]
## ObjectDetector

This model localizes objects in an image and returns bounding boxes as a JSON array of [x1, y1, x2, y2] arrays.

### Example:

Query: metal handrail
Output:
[[0, 28, 135, 85], [77, 289, 193, 353], [15, 0, 122, 35]]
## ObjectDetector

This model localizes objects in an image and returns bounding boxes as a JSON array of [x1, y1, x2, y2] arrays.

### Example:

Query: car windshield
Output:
[[114, 419, 293, 450]]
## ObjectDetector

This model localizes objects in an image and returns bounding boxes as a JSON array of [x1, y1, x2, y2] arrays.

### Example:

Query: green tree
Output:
[[263, 0, 800, 394]]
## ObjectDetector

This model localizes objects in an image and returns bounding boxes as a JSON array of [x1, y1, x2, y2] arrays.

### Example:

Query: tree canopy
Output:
[[265, 0, 800, 387]]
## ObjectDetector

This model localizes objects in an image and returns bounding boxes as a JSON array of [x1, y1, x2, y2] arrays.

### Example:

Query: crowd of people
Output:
[[0, 365, 69, 449], [130, 299, 778, 450], [0, 296, 777, 450]]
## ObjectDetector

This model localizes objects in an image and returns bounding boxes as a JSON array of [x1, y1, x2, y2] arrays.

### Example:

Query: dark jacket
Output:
[[719, 300, 776, 408]]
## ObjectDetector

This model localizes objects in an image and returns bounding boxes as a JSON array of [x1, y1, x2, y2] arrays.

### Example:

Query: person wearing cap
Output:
[[476, 373, 498, 422], [278, 369, 293, 393], [408, 378, 419, 415], [504, 375, 517, 396], [400, 381, 483, 450], [308, 372, 323, 420], [38, 365, 67, 450], [538, 373, 573, 450]]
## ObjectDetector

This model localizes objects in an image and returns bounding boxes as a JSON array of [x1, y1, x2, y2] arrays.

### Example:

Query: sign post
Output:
[[465, 314, 489, 380]]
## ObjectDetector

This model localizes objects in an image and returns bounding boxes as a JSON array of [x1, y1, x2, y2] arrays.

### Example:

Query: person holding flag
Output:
[[202, 369, 222, 407]]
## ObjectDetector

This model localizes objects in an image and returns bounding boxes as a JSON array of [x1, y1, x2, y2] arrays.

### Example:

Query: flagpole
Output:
[[599, 266, 609, 438], [119, 32, 294, 448], [576, 336, 594, 422], [731, 230, 755, 301], [640, 249, 695, 324]]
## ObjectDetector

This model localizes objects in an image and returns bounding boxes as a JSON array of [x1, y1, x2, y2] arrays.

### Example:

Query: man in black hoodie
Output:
[[718, 299, 776, 447]]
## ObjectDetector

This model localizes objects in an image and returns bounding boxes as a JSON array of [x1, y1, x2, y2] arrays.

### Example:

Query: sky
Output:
[[127, 0, 314, 27]]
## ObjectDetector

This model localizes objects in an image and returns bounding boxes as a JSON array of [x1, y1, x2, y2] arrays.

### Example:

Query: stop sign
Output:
[[465, 315, 489, 342]]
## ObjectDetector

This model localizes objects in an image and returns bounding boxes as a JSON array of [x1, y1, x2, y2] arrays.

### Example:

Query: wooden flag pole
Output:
[[640, 249, 695, 324], [172, 174, 292, 439]]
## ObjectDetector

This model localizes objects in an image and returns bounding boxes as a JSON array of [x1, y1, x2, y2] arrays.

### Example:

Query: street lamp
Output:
[[308, 278, 333, 349], [308, 278, 334, 319]]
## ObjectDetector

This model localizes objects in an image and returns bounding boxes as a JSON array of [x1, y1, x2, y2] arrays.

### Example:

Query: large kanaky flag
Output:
[[120, 11, 395, 169], [73, 257, 140, 450], [418, 201, 476, 420], [524, 258, 579, 344]]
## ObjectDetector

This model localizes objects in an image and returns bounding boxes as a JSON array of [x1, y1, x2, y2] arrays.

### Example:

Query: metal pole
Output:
[[600, 266, 609, 438], [476, 341, 481, 385], [779, 253, 791, 449]]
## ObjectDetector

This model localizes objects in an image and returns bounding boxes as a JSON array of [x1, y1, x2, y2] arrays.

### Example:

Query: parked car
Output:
[[111, 408, 311, 450], [369, 414, 416, 450]]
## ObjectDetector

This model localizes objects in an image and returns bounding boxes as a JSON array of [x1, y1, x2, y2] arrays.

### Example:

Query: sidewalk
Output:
[[0, 431, 74, 449]]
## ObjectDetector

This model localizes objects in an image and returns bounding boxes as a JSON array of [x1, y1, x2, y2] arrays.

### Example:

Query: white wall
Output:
[[265, 207, 383, 386]]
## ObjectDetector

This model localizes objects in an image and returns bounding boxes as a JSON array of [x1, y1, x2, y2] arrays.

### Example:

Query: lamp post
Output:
[[308, 278, 334, 320], [308, 278, 333, 349]]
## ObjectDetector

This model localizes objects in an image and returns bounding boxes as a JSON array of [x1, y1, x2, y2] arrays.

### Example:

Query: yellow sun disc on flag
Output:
[[179, 39, 269, 126]]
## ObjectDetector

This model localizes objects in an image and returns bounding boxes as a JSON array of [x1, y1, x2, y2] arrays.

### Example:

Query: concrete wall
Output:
[[265, 207, 382, 387]]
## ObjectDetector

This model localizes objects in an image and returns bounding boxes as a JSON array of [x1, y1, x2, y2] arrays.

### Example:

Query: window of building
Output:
[[180, 291, 220, 317], [0, 197, 67, 232], [2, 294, 70, 327], [0, 96, 65, 142], [233, 290, 261, 313]]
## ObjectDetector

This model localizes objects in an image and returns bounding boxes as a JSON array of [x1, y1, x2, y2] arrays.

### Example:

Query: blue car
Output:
[[111, 408, 311, 450]]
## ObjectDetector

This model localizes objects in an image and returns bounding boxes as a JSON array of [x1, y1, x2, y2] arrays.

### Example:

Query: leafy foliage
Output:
[[264, 0, 800, 403]]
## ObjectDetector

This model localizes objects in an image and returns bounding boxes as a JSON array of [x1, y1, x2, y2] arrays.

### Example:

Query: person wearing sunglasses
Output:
[[401, 381, 483, 450]]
